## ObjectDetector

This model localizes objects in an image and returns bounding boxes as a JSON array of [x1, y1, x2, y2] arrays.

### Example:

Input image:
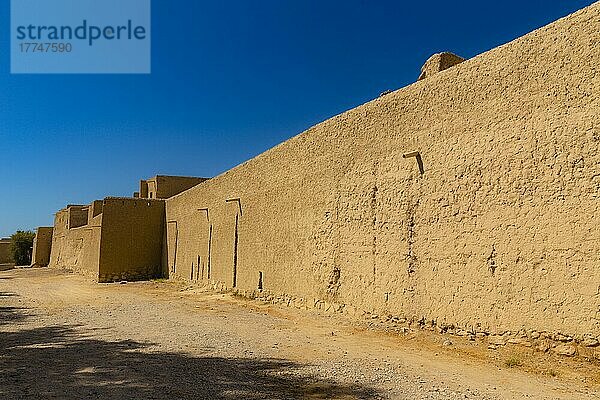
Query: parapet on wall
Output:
[[67, 205, 89, 229], [165, 3, 600, 340], [417, 52, 465, 81], [138, 175, 209, 199]]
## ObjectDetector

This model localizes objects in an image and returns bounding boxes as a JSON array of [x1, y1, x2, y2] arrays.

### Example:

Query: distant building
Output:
[[47, 175, 209, 282]]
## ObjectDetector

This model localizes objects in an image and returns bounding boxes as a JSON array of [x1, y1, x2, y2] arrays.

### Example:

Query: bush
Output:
[[10, 231, 35, 266], [504, 356, 523, 368]]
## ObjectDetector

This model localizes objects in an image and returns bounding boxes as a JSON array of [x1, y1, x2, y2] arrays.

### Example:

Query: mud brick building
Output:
[[48, 176, 206, 282]]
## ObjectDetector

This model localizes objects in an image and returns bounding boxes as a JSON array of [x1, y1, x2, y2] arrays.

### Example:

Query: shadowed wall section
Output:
[[0, 239, 14, 268], [98, 198, 165, 283], [165, 3, 600, 339], [31, 227, 53, 268]]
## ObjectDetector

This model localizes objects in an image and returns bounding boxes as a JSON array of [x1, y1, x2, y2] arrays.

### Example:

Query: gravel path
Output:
[[0, 268, 597, 399]]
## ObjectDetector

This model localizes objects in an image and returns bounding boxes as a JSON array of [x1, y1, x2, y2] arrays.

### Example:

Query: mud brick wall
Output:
[[165, 4, 600, 339], [49, 208, 101, 278], [98, 198, 165, 282], [49, 199, 164, 282], [31, 227, 53, 267]]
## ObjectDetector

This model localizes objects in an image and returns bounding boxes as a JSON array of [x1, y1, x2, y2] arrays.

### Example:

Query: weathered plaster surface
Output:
[[165, 3, 600, 341]]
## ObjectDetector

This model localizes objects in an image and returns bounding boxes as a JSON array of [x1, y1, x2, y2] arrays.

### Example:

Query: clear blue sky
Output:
[[0, 0, 595, 237]]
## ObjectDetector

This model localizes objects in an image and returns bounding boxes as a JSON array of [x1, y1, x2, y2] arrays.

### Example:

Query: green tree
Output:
[[10, 231, 35, 266]]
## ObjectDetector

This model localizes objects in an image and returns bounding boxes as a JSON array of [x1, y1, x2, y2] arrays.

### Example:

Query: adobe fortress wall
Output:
[[31, 227, 53, 267], [46, 176, 200, 282], [98, 198, 165, 283], [165, 2, 600, 339], [49, 206, 101, 277], [48, 198, 165, 282]]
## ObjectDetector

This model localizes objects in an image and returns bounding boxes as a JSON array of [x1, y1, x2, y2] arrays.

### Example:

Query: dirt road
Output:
[[0, 268, 597, 399]]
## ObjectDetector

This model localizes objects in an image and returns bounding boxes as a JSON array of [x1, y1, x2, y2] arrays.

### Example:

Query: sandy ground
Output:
[[0, 268, 598, 399]]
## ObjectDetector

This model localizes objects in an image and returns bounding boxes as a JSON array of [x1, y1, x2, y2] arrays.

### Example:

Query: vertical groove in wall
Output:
[[167, 221, 179, 275], [233, 214, 239, 288], [333, 179, 341, 285], [207, 224, 212, 280], [371, 161, 379, 284], [198, 255, 202, 280]]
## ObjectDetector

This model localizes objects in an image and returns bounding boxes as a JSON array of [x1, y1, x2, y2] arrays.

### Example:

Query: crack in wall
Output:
[[406, 199, 419, 275], [488, 244, 497, 275], [371, 162, 379, 283], [327, 266, 341, 298]]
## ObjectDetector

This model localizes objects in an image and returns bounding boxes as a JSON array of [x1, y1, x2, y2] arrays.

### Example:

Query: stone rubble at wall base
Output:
[[183, 275, 600, 360]]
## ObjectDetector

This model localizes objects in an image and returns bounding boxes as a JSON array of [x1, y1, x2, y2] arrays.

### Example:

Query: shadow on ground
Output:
[[0, 303, 380, 399], [0, 290, 28, 326]]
